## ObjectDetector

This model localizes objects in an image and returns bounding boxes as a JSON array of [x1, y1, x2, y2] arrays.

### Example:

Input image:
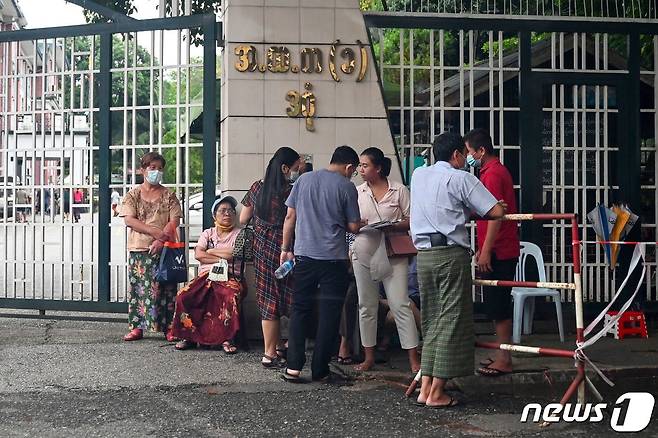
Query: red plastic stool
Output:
[[604, 311, 649, 340]]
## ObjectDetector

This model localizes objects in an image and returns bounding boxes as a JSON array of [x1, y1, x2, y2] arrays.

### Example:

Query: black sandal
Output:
[[281, 368, 306, 383], [479, 357, 494, 367], [426, 396, 460, 409], [337, 356, 355, 365], [275, 347, 288, 360], [261, 354, 281, 368]]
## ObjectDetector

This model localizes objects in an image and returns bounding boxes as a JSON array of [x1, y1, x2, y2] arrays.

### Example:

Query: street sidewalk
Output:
[[2, 310, 657, 402], [339, 327, 658, 401], [0, 313, 657, 436]]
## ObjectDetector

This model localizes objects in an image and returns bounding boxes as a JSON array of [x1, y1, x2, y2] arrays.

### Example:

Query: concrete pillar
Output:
[[220, 0, 399, 340], [220, 0, 399, 200]]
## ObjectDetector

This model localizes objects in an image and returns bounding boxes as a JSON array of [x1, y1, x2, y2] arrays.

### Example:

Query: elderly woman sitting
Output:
[[171, 195, 244, 353]]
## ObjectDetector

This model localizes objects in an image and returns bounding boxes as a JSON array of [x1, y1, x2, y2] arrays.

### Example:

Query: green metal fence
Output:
[[0, 14, 218, 312]]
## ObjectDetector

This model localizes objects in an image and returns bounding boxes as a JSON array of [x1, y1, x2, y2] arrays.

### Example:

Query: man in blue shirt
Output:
[[280, 146, 362, 382]]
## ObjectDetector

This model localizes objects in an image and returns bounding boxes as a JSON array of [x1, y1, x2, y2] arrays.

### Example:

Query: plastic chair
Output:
[[511, 241, 564, 343]]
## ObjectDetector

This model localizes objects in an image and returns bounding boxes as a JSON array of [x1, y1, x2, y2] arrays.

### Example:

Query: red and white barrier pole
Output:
[[405, 370, 422, 397], [474, 279, 576, 290], [571, 216, 586, 403], [475, 341, 574, 358]]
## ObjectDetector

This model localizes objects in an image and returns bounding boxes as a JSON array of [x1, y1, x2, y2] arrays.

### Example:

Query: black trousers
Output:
[[287, 256, 350, 379], [481, 255, 518, 321]]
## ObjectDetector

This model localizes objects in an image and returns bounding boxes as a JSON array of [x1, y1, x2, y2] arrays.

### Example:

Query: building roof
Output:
[[416, 36, 652, 107], [1, 0, 27, 28]]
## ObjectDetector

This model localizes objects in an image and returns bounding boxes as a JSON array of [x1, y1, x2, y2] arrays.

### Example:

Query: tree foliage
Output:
[[362, 0, 657, 17], [82, 0, 221, 46]]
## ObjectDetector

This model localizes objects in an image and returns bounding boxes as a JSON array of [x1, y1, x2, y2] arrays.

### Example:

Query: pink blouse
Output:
[[195, 227, 241, 274]]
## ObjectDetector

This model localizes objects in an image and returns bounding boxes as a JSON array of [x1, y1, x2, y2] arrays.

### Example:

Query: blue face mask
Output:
[[467, 154, 481, 169], [145, 169, 163, 185]]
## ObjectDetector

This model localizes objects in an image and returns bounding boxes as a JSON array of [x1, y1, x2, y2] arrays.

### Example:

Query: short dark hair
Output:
[[464, 128, 494, 155], [432, 132, 465, 163], [140, 151, 166, 169], [330, 145, 359, 167]]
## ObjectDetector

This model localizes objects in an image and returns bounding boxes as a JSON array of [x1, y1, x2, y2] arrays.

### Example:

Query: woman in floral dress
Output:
[[120, 152, 182, 341]]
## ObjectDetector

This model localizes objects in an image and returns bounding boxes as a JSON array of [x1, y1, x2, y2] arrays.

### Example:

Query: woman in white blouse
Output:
[[352, 147, 420, 373]]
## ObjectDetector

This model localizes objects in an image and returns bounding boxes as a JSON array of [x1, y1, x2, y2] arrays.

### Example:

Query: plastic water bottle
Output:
[[274, 259, 295, 279]]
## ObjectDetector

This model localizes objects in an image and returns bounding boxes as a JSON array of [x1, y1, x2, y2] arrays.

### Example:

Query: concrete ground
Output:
[[0, 313, 657, 437]]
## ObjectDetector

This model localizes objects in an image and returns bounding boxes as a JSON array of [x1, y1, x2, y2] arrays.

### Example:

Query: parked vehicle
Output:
[[182, 190, 222, 245]]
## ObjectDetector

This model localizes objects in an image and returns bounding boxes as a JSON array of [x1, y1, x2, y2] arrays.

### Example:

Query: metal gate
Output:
[[364, 12, 658, 304], [0, 14, 219, 312]]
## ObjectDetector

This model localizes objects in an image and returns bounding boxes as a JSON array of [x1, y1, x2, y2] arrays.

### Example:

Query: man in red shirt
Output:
[[465, 129, 520, 377]]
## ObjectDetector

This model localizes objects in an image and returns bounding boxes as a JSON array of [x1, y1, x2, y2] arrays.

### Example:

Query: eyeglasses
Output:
[[216, 208, 236, 216]]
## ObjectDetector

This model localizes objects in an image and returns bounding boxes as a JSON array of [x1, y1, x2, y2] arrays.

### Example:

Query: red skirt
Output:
[[171, 272, 244, 346]]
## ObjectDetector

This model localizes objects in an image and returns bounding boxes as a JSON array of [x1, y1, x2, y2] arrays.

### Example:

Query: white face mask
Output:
[[288, 170, 300, 183], [145, 169, 163, 185]]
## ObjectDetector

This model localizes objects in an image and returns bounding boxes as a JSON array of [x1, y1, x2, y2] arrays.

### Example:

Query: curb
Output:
[[339, 365, 658, 401]]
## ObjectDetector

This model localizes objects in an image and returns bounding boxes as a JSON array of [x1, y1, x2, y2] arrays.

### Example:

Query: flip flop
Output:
[[479, 357, 494, 366], [261, 354, 282, 369], [222, 341, 238, 355], [426, 396, 459, 409], [281, 368, 307, 384], [477, 366, 512, 377], [337, 356, 355, 365]]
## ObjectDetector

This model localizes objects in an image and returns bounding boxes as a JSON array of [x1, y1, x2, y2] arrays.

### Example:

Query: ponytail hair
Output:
[[255, 146, 300, 220], [361, 147, 392, 177]]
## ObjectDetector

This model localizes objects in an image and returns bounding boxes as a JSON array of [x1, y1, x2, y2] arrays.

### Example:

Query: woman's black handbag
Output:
[[230, 220, 254, 282], [232, 220, 254, 262]]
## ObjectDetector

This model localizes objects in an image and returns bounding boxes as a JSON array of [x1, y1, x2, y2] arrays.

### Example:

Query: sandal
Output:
[[426, 396, 459, 409], [336, 356, 355, 365], [479, 357, 494, 367], [123, 329, 143, 342], [476, 366, 512, 377], [281, 368, 306, 383], [261, 354, 282, 368], [410, 398, 426, 407], [222, 341, 238, 355], [175, 339, 197, 350]]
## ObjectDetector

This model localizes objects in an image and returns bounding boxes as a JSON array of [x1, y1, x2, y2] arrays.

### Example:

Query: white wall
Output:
[[5, 133, 90, 185]]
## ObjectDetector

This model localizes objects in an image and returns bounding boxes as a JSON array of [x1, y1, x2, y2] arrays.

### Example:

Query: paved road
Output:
[[1, 317, 656, 437]]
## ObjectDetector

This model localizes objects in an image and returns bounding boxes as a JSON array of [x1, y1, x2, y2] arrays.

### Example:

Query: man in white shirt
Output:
[[410, 132, 506, 408]]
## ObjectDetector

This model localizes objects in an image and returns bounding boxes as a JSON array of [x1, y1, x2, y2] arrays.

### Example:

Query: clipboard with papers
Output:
[[361, 219, 402, 231]]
